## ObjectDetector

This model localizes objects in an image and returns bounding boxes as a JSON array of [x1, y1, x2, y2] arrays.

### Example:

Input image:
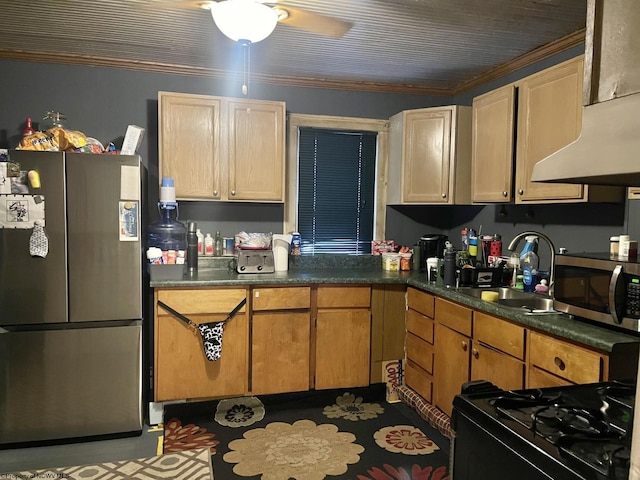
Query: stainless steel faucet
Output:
[[507, 231, 556, 296]]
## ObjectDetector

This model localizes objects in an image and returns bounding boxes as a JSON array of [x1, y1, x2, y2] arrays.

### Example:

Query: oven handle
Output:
[[609, 264, 623, 324]]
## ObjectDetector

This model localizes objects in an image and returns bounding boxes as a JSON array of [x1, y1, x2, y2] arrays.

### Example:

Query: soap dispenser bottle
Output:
[[520, 236, 539, 293]]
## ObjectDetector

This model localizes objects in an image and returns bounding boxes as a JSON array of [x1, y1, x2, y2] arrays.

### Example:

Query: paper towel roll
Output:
[[273, 234, 292, 271]]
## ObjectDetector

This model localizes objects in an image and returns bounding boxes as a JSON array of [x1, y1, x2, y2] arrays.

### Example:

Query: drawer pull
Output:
[[472, 348, 479, 359], [461, 340, 468, 351], [554, 356, 566, 370]]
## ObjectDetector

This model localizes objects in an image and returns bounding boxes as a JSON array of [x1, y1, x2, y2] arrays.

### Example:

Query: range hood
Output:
[[531, 0, 640, 186]]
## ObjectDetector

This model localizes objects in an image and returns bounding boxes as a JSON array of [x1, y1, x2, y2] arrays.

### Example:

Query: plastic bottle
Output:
[[521, 235, 540, 293], [196, 229, 204, 255], [204, 233, 214, 256], [22, 117, 35, 137], [146, 178, 187, 267], [214, 231, 223, 257], [508, 252, 520, 288]]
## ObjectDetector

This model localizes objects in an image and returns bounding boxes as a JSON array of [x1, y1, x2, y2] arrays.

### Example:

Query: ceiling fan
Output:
[[193, 0, 353, 41]]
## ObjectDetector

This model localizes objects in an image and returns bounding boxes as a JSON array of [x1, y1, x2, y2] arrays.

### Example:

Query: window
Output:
[[285, 114, 389, 255], [297, 128, 377, 254]]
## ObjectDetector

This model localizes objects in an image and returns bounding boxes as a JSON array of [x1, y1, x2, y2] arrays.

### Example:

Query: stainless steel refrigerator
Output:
[[0, 150, 143, 445]]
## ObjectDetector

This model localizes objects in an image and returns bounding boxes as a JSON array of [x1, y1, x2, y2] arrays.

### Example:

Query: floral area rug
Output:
[[163, 384, 450, 480]]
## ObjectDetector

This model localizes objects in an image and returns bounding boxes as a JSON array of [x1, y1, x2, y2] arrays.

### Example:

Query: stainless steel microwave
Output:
[[554, 253, 640, 333]]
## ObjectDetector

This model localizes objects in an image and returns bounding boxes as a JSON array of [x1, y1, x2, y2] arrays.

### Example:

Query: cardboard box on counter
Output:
[[121, 125, 145, 155]]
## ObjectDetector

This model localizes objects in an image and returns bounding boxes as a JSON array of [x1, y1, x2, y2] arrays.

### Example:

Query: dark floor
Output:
[[0, 424, 162, 473]]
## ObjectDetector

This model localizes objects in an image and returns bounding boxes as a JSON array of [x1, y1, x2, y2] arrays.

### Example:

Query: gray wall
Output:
[[1, 49, 636, 271]]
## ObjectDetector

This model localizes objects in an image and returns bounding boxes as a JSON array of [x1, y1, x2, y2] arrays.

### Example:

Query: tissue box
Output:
[[120, 125, 145, 155]]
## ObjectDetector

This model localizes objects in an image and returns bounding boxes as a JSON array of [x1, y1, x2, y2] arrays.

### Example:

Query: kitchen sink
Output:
[[455, 287, 555, 313]]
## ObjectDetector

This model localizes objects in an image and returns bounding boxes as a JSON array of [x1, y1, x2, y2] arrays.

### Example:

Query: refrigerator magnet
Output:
[[119, 201, 139, 241]]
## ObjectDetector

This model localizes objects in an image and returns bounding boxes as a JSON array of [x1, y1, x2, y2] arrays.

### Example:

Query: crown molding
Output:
[[0, 29, 585, 97]]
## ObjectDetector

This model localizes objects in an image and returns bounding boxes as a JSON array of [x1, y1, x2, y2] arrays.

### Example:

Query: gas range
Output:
[[451, 381, 635, 480]]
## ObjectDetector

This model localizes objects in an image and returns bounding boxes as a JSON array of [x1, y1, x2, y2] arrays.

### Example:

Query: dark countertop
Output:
[[151, 259, 640, 353]]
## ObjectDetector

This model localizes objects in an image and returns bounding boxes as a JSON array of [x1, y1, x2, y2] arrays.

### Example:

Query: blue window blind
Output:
[[297, 127, 377, 255]]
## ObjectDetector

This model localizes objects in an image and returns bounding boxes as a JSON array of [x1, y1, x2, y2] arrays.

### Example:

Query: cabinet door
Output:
[[252, 312, 310, 395], [528, 365, 574, 389], [158, 92, 221, 200], [434, 323, 470, 417], [471, 85, 516, 202], [515, 57, 585, 202], [155, 288, 248, 401], [402, 108, 452, 203], [471, 343, 524, 391], [227, 99, 285, 202], [315, 309, 371, 389]]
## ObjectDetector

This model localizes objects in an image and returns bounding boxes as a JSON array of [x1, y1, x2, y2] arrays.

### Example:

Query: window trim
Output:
[[285, 114, 389, 242]]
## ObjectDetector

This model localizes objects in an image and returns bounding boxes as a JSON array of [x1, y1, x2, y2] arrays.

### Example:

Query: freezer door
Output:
[[66, 153, 143, 322], [0, 324, 142, 444], [0, 151, 68, 325]]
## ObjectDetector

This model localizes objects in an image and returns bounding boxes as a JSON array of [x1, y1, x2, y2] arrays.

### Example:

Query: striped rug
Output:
[[7, 447, 212, 480]]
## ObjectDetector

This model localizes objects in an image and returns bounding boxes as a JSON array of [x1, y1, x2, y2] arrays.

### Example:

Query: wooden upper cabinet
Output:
[[471, 56, 622, 205], [388, 106, 472, 204], [158, 92, 222, 200], [158, 92, 285, 202], [515, 57, 585, 203], [471, 85, 516, 203], [227, 98, 285, 201]]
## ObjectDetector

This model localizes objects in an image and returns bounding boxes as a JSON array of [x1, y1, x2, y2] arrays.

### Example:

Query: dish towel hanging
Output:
[[158, 298, 246, 361], [29, 220, 48, 258]]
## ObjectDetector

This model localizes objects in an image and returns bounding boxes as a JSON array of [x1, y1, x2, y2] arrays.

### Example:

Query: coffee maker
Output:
[[419, 234, 448, 270]]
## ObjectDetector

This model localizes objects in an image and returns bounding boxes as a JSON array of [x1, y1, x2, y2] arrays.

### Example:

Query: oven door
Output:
[[553, 255, 640, 331]]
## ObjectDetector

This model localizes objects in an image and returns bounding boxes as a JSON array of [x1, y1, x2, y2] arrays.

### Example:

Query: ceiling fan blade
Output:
[[273, 6, 352, 39]]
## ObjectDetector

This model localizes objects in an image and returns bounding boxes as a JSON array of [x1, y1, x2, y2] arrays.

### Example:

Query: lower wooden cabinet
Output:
[[405, 288, 435, 403], [432, 299, 526, 417], [315, 286, 371, 390], [154, 284, 374, 401], [527, 330, 602, 387], [154, 288, 248, 402], [370, 285, 407, 383], [251, 286, 311, 395], [419, 292, 634, 419], [252, 312, 310, 395]]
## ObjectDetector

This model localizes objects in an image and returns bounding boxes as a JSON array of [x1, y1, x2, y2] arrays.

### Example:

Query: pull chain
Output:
[[241, 40, 251, 96]]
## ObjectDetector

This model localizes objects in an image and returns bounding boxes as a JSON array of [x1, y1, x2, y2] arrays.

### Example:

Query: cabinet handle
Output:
[[502, 191, 508, 197], [213, 190, 219, 196], [461, 340, 468, 351], [472, 348, 479, 358], [441, 193, 447, 198], [231, 189, 236, 196], [554, 356, 566, 371], [518, 189, 524, 195]]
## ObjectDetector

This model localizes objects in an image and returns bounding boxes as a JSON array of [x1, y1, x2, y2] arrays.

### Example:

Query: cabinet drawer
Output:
[[529, 331, 602, 384], [404, 360, 432, 403], [406, 309, 434, 343], [157, 288, 247, 315], [406, 332, 434, 374], [252, 286, 311, 311], [474, 312, 525, 360], [435, 298, 472, 336], [407, 288, 434, 318], [317, 286, 371, 308]]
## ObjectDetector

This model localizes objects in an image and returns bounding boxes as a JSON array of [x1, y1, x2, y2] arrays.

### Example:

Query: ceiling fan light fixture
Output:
[[211, 0, 278, 43]]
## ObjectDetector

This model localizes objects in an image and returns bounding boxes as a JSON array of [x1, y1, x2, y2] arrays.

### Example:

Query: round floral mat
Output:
[[163, 384, 450, 479]]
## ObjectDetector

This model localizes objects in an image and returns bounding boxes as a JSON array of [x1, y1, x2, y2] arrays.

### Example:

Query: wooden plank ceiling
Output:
[[0, 0, 587, 95]]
